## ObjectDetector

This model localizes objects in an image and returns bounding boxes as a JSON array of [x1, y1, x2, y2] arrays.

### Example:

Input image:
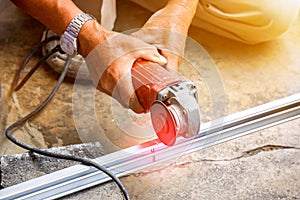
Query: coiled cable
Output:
[[5, 38, 130, 200]]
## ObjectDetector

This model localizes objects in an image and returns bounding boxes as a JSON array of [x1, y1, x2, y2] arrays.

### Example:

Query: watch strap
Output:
[[60, 13, 95, 55], [66, 13, 95, 38]]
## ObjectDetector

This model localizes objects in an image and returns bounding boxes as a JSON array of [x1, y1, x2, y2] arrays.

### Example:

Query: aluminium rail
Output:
[[0, 93, 299, 199]]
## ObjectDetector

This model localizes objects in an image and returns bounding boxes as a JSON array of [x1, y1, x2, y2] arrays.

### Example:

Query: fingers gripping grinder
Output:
[[132, 61, 200, 146]]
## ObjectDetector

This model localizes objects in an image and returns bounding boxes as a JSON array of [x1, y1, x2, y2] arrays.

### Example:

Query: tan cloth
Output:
[[195, 0, 300, 44], [74, 0, 300, 44], [132, 0, 300, 44]]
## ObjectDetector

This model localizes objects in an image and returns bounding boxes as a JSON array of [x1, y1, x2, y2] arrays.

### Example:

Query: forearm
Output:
[[10, 0, 108, 57], [11, 0, 82, 35], [144, 0, 198, 35]]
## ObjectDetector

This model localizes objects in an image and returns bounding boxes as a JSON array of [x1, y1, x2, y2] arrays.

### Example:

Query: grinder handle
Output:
[[131, 60, 182, 111]]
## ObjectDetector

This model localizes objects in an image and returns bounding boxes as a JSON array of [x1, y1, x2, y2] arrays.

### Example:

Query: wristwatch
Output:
[[60, 13, 95, 55]]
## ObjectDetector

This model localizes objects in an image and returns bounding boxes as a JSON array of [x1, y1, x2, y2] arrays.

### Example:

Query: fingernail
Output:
[[155, 54, 167, 65]]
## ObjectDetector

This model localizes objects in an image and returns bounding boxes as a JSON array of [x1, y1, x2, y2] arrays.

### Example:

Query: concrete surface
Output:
[[0, 142, 104, 186], [0, 1, 300, 200], [0, 142, 126, 199]]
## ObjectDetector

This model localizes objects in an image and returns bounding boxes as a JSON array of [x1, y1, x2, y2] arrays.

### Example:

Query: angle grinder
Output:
[[132, 61, 200, 146]]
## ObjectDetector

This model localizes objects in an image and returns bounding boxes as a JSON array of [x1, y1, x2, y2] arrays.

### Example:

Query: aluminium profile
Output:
[[0, 93, 299, 200]]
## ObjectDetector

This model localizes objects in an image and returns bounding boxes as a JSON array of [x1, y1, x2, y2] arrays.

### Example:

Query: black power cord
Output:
[[5, 37, 130, 200]]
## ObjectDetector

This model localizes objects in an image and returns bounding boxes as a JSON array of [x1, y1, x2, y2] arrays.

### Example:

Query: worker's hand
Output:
[[131, 27, 186, 71], [131, 0, 198, 71], [83, 29, 167, 113]]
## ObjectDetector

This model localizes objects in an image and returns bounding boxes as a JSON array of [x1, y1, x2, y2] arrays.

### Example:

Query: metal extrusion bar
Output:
[[0, 93, 299, 199]]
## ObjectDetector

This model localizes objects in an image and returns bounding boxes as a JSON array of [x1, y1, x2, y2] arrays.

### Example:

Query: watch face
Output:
[[60, 35, 76, 55]]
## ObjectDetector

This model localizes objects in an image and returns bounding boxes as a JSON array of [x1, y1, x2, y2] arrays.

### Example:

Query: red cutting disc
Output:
[[150, 101, 177, 146]]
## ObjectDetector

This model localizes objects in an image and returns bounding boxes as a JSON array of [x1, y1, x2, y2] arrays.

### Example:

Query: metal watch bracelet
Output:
[[60, 13, 96, 55]]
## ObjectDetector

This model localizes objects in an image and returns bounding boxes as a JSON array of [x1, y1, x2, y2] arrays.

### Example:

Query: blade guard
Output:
[[132, 61, 200, 146]]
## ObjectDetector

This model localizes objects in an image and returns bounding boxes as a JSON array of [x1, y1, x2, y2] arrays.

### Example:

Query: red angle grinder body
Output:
[[132, 61, 200, 146]]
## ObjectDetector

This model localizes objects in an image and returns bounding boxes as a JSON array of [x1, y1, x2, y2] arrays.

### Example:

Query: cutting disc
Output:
[[150, 101, 177, 146]]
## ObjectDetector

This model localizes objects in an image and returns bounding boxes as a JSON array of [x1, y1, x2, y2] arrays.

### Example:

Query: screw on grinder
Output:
[[132, 61, 200, 146]]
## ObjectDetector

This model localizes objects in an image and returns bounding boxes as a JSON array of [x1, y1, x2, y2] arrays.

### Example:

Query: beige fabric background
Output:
[[74, 0, 300, 44]]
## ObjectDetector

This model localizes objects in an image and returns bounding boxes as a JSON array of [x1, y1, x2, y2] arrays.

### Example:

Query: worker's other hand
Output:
[[84, 30, 167, 113], [131, 0, 198, 71], [131, 27, 186, 71]]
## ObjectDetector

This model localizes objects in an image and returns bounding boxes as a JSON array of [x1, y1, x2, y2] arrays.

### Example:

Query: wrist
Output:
[[77, 20, 110, 57], [167, 0, 198, 16], [143, 1, 197, 35]]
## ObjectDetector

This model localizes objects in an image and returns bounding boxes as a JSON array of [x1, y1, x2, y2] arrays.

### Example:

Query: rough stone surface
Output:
[[0, 1, 299, 200], [123, 119, 300, 200], [0, 142, 103, 183], [0, 143, 125, 200]]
